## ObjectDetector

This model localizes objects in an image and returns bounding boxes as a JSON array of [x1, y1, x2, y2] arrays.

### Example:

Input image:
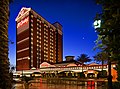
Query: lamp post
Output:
[[94, 19, 112, 89]]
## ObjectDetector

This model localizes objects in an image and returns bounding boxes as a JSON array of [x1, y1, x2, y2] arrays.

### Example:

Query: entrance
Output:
[[84, 70, 98, 78], [87, 73, 95, 78]]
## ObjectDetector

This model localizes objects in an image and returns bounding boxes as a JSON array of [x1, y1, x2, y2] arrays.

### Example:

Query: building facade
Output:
[[15, 62, 117, 81], [16, 7, 63, 71]]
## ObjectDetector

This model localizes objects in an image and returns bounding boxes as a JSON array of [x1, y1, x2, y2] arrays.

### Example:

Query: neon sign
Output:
[[17, 17, 29, 28]]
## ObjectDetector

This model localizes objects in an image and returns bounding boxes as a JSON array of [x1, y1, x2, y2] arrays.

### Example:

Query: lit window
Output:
[[31, 37, 33, 40], [31, 28, 33, 31], [37, 31, 39, 34], [37, 36, 38, 38], [44, 47, 46, 49], [31, 33, 33, 36], [37, 48, 39, 51], [37, 23, 39, 26], [104, 66, 106, 68], [31, 24, 33, 27], [31, 19, 33, 22]]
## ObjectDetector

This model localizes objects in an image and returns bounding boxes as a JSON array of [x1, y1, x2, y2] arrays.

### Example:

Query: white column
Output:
[[85, 74, 87, 77]]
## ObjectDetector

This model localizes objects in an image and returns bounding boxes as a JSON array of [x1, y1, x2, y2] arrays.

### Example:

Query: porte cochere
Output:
[[15, 61, 117, 81]]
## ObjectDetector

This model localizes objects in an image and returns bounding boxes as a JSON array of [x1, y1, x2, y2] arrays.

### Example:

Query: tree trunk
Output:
[[102, 59, 104, 76], [0, 0, 12, 89], [108, 56, 112, 89], [82, 63, 83, 72], [24, 82, 29, 89]]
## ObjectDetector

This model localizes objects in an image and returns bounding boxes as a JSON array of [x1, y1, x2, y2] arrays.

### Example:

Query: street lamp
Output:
[[93, 20, 101, 29]]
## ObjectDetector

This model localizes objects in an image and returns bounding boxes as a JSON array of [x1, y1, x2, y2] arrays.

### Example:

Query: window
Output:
[[37, 36, 39, 38], [37, 31, 39, 34], [31, 14, 33, 17], [31, 28, 33, 32], [37, 23, 39, 26], [31, 24, 33, 27], [31, 33, 33, 36], [104, 66, 106, 68], [31, 19, 33, 22], [31, 51, 33, 54]]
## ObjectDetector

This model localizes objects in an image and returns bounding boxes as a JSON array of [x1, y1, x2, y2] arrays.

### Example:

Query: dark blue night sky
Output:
[[8, 0, 102, 65]]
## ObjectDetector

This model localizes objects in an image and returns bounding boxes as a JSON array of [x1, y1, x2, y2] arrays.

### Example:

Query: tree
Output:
[[0, 0, 13, 89], [77, 54, 91, 72], [93, 52, 108, 77], [9, 65, 16, 82], [94, 0, 120, 88]]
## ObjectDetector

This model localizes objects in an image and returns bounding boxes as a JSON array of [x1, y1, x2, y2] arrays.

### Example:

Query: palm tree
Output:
[[77, 54, 91, 72], [93, 52, 108, 77], [0, 0, 13, 89]]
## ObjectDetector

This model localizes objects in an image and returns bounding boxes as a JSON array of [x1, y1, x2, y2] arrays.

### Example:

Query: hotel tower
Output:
[[16, 7, 63, 71]]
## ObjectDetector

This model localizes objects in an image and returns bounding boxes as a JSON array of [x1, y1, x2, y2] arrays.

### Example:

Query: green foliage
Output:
[[112, 82, 120, 89], [94, 51, 108, 63], [0, 59, 12, 89], [77, 54, 91, 72], [95, 0, 120, 82], [98, 70, 107, 78], [116, 61, 120, 81], [77, 54, 91, 64], [95, 0, 120, 56], [0, 0, 13, 88], [79, 72, 85, 78]]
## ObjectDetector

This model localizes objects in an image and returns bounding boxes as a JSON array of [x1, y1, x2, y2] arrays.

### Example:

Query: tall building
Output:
[[16, 7, 63, 71]]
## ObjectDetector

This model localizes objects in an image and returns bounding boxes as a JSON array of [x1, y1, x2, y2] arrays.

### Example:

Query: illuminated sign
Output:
[[17, 17, 29, 28]]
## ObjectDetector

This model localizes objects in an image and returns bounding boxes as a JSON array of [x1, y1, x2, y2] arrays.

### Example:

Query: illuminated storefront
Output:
[[15, 62, 117, 81]]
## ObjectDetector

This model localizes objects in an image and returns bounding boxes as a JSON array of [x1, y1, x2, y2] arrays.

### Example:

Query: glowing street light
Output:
[[93, 20, 101, 29]]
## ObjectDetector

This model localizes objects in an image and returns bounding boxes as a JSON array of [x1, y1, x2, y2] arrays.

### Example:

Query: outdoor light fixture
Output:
[[93, 20, 101, 29]]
